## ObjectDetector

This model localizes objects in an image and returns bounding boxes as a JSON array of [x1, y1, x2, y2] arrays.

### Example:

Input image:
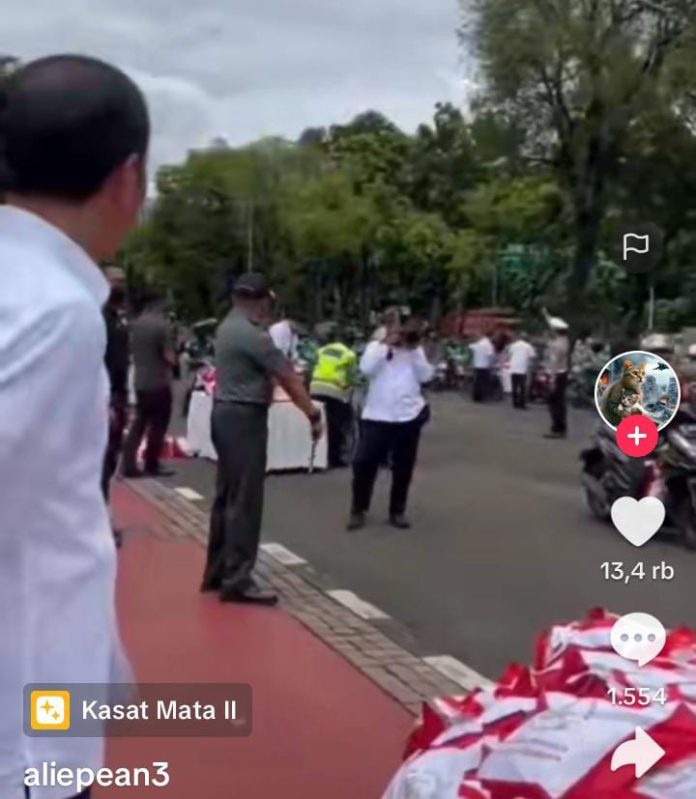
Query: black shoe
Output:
[[346, 512, 366, 531], [389, 514, 411, 529], [121, 467, 144, 479], [220, 584, 278, 605], [145, 465, 176, 477], [200, 579, 221, 593]]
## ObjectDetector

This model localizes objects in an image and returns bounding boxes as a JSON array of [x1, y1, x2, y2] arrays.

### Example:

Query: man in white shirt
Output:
[[508, 332, 537, 410], [544, 315, 571, 438], [0, 56, 149, 799], [470, 333, 495, 402], [348, 317, 434, 531], [269, 316, 298, 360]]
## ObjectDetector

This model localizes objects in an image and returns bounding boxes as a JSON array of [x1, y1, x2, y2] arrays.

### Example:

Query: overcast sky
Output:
[[5, 0, 469, 170]]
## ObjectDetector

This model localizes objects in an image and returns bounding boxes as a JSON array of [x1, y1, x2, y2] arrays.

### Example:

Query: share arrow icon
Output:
[[610, 727, 665, 779]]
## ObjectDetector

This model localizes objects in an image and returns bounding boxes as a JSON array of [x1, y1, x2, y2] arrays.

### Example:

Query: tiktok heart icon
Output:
[[611, 497, 666, 547]]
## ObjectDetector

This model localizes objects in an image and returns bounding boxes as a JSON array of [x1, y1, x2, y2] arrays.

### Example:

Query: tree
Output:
[[325, 111, 411, 194], [462, 0, 696, 308], [405, 103, 481, 225], [280, 169, 381, 322], [461, 175, 568, 310], [0, 55, 18, 79]]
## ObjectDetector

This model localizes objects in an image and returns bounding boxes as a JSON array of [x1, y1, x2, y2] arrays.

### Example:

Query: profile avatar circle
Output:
[[594, 350, 680, 432]]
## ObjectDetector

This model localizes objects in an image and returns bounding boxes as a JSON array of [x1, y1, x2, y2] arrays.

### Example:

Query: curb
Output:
[[123, 478, 489, 715]]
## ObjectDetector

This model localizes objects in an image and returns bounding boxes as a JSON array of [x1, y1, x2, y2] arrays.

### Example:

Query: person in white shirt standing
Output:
[[508, 332, 537, 410], [348, 316, 434, 531], [269, 315, 298, 360], [470, 332, 495, 402], [0, 56, 149, 799]]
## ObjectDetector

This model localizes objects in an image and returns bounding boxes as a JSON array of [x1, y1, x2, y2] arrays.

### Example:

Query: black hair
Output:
[[138, 287, 163, 310], [0, 54, 149, 201]]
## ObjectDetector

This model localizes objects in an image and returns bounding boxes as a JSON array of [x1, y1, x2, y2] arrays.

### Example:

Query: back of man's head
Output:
[[137, 288, 164, 314], [0, 54, 149, 202]]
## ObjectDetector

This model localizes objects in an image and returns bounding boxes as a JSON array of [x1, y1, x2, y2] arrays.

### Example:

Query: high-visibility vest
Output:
[[310, 343, 357, 400]]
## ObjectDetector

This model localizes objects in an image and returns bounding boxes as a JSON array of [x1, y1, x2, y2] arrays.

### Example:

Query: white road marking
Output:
[[260, 543, 307, 566], [423, 655, 493, 692], [174, 486, 205, 501], [327, 590, 390, 620]]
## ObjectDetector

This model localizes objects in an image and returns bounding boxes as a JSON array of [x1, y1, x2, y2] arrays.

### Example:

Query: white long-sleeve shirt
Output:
[[269, 319, 298, 359], [470, 336, 495, 369], [508, 339, 536, 374], [0, 207, 130, 799], [360, 342, 434, 423]]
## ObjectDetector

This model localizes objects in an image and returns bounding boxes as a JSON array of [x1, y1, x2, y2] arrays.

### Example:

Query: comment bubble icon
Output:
[[610, 613, 666, 667]]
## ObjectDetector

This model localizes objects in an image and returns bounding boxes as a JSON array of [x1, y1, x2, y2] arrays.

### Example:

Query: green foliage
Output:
[[462, 0, 696, 302], [125, 26, 696, 339]]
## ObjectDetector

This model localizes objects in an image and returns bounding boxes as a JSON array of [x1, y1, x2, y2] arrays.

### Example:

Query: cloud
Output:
[[4, 0, 470, 170]]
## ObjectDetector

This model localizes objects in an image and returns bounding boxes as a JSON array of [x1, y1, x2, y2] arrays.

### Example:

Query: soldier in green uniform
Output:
[[201, 274, 323, 605]]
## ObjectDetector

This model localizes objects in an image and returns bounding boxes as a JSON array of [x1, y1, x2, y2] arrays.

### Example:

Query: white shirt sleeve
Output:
[[409, 347, 435, 384], [269, 321, 294, 357], [360, 341, 390, 378]]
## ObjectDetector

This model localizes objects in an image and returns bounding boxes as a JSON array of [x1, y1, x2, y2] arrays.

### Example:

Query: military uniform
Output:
[[202, 301, 291, 600], [121, 307, 175, 476]]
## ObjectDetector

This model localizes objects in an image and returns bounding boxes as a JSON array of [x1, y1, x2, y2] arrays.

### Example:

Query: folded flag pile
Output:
[[383, 609, 696, 799]]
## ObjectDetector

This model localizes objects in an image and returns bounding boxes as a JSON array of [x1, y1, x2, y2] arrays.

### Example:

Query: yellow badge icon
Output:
[[30, 691, 71, 731]]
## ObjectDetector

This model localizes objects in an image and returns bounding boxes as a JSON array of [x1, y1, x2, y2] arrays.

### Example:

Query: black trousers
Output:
[[548, 372, 568, 434], [511, 374, 528, 409], [351, 416, 424, 517], [315, 396, 352, 468], [472, 369, 490, 402], [122, 386, 173, 473], [102, 392, 127, 499], [203, 402, 268, 591]]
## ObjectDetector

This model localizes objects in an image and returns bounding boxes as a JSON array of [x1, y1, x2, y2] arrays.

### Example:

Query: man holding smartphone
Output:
[[348, 316, 434, 531]]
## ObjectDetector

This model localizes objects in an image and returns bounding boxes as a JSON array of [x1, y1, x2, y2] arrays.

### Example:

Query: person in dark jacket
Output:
[[121, 290, 177, 477], [102, 266, 130, 545]]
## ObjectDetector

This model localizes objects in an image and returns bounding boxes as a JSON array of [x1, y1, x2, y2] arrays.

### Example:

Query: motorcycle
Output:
[[432, 360, 450, 392], [181, 346, 214, 418], [569, 366, 597, 408], [528, 367, 552, 403], [431, 353, 468, 392], [581, 408, 696, 549]]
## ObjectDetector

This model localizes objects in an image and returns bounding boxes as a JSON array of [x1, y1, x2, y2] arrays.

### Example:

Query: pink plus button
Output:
[[616, 416, 659, 458]]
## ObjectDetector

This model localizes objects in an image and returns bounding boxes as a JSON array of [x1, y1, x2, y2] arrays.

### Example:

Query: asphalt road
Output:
[[163, 391, 696, 680]]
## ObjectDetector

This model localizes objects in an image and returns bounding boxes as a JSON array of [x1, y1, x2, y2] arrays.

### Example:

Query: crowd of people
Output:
[[106, 292, 594, 575], [5, 52, 696, 799]]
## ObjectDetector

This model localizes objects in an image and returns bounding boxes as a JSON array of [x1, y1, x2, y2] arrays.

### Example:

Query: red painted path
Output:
[[98, 483, 410, 798]]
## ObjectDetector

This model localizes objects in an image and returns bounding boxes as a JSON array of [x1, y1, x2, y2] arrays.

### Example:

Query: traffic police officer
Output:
[[201, 273, 323, 605], [310, 333, 358, 467]]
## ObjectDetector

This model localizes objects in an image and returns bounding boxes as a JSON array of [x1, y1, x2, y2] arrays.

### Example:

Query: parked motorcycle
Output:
[[528, 367, 552, 403], [431, 352, 468, 392], [581, 409, 696, 548], [432, 360, 450, 392], [569, 366, 597, 409]]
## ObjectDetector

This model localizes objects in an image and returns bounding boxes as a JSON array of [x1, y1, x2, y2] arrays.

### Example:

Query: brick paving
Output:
[[124, 477, 467, 716]]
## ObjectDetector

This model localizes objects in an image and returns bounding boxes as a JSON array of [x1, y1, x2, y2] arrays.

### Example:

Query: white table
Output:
[[186, 391, 327, 472]]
